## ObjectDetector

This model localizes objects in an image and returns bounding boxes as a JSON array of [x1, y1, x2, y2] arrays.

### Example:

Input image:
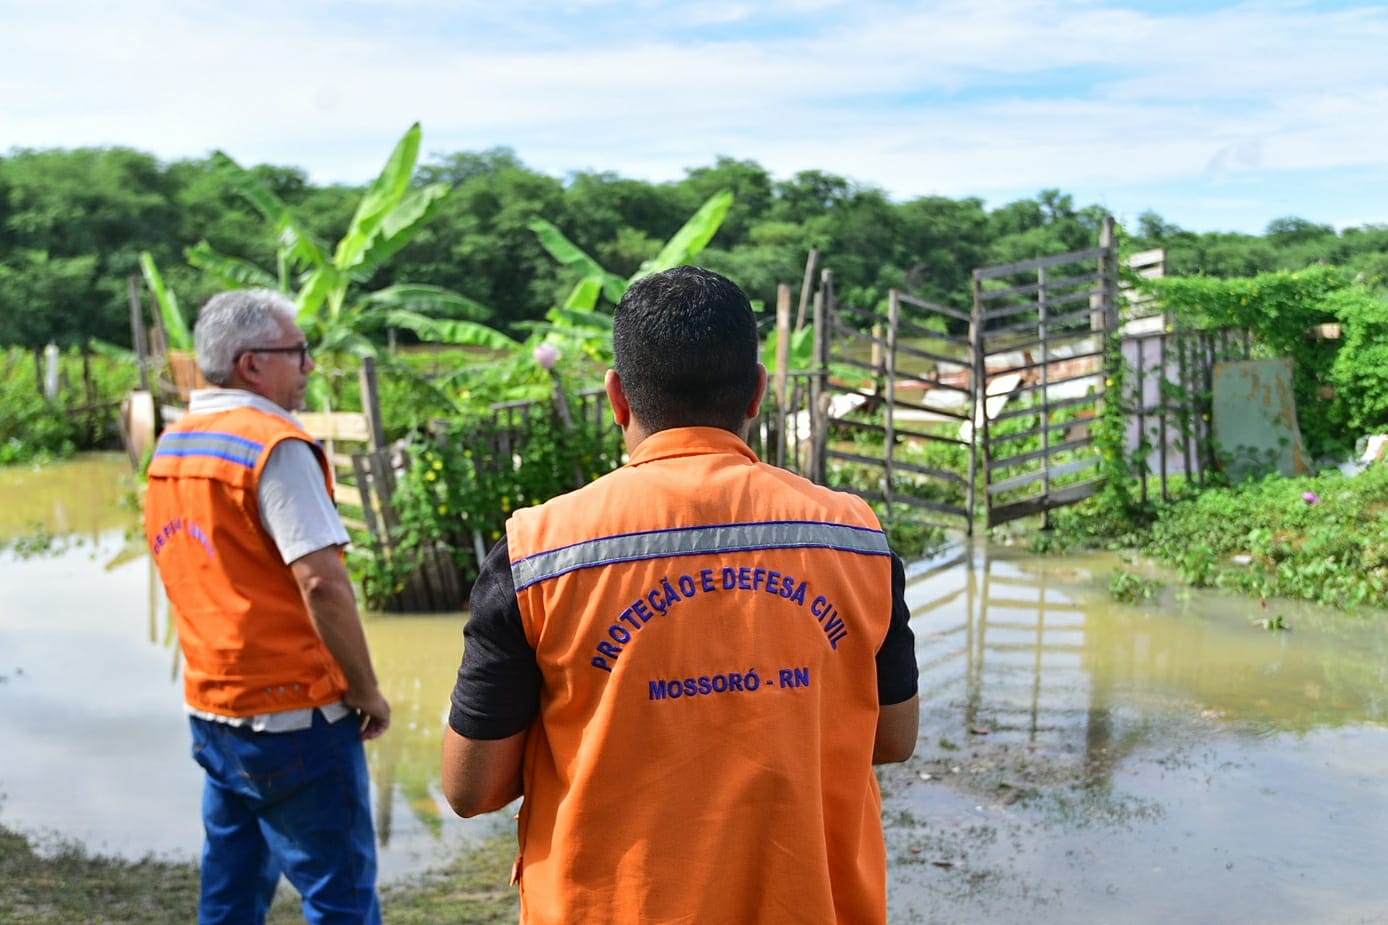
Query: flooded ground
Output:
[[2, 455, 1387, 922], [886, 546, 1388, 924]]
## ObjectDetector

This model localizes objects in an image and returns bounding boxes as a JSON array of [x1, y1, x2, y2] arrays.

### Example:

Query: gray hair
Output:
[[194, 289, 299, 386]]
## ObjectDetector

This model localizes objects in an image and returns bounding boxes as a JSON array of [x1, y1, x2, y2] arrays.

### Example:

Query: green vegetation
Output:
[[0, 347, 138, 464], [1041, 440, 1388, 612], [4, 144, 1385, 352], [351, 397, 624, 608], [6, 135, 1387, 620], [1108, 567, 1165, 604], [0, 823, 518, 924], [1150, 264, 1385, 460]]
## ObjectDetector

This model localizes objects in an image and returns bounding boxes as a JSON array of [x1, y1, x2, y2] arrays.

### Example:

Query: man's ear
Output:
[[604, 368, 631, 427], [230, 350, 262, 391], [745, 363, 768, 421]]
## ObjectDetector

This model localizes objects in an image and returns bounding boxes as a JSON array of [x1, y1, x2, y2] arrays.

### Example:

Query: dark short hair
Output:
[[612, 266, 760, 433]]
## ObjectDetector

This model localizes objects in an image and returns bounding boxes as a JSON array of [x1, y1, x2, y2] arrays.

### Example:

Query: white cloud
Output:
[[1, 0, 1384, 232]]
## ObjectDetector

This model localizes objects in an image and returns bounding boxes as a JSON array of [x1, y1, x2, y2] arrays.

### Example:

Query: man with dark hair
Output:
[[442, 266, 919, 924], [145, 289, 389, 925]]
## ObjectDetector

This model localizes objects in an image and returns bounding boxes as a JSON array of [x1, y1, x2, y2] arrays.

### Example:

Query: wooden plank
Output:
[[987, 458, 1099, 495], [991, 391, 1097, 424], [892, 289, 973, 323], [335, 484, 364, 509], [975, 269, 1102, 303], [880, 493, 972, 520], [1009, 371, 1103, 401], [988, 415, 1085, 448], [987, 480, 1101, 526], [892, 341, 978, 371], [989, 437, 1093, 471], [974, 247, 1107, 280], [358, 356, 386, 450], [985, 326, 1102, 353], [299, 412, 372, 443], [978, 287, 1103, 323]]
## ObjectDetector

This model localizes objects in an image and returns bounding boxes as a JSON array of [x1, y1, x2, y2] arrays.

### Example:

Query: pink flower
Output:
[[532, 343, 561, 370], [1302, 491, 1320, 504]]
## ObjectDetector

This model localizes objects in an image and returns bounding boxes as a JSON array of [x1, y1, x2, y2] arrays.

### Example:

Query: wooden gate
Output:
[[807, 269, 979, 543], [971, 220, 1119, 528]]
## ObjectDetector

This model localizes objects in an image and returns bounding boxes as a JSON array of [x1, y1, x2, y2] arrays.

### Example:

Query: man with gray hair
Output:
[[144, 289, 390, 924]]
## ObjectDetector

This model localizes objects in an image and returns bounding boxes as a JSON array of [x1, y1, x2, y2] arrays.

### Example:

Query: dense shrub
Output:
[[0, 347, 138, 465]]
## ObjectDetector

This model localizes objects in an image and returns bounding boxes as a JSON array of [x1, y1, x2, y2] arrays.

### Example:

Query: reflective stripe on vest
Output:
[[152, 430, 264, 467], [512, 519, 890, 592]]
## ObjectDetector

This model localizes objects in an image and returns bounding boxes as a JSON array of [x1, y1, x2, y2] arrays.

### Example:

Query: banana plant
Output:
[[528, 188, 734, 312], [192, 123, 510, 348], [138, 251, 192, 351], [187, 123, 519, 409]]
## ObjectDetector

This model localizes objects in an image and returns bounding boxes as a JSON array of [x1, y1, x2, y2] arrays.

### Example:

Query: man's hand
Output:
[[349, 688, 391, 741]]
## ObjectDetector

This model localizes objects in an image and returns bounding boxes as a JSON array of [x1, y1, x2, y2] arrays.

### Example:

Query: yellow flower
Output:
[[432, 459, 444, 471], [424, 471, 437, 482], [438, 505, 449, 515]]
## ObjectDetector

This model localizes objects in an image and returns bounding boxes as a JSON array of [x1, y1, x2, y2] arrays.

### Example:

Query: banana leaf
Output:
[[86, 338, 137, 363], [545, 307, 613, 332], [353, 183, 451, 280], [335, 122, 424, 272], [564, 277, 606, 311], [528, 218, 627, 306], [762, 323, 816, 373], [404, 316, 520, 350], [186, 242, 279, 290], [295, 266, 342, 327], [211, 152, 327, 270], [633, 188, 733, 280], [363, 284, 494, 320], [139, 252, 192, 350]]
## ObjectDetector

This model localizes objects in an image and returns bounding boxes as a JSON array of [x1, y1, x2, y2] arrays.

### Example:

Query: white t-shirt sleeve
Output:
[[257, 439, 351, 564]]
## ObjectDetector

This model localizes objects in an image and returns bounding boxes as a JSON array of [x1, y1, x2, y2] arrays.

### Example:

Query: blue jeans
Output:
[[189, 710, 381, 925]]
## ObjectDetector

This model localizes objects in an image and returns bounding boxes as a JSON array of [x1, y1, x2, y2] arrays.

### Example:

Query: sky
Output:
[[2, 0, 1385, 236]]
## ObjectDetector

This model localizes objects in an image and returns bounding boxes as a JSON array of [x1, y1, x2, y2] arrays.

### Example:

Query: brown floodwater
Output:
[[2, 454, 1387, 923]]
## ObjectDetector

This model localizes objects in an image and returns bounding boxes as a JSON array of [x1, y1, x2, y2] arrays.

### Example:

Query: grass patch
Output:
[[0, 824, 519, 924]]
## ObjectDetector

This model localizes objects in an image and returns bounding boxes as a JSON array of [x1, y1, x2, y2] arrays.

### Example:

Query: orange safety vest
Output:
[[505, 427, 895, 925], [144, 405, 349, 717]]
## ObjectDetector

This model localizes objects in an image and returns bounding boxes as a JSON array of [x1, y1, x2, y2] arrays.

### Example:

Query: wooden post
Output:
[[968, 270, 985, 535], [774, 283, 792, 469], [794, 247, 819, 333], [809, 269, 834, 486], [128, 275, 151, 393], [810, 291, 826, 485], [358, 356, 386, 451], [884, 292, 899, 517]]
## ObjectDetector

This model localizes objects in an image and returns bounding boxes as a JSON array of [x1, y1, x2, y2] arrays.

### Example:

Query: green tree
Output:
[[405, 148, 567, 333], [0, 148, 181, 346]]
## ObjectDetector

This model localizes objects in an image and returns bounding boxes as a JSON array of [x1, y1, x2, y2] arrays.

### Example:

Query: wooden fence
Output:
[[971, 220, 1119, 528], [785, 220, 1236, 538], [117, 231, 1252, 612]]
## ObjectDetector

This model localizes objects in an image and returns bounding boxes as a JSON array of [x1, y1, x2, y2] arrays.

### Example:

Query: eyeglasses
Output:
[[236, 342, 311, 370]]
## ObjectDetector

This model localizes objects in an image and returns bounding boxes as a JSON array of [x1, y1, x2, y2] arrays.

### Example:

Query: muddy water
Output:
[[3, 456, 1387, 921], [0, 455, 509, 882], [886, 546, 1388, 924]]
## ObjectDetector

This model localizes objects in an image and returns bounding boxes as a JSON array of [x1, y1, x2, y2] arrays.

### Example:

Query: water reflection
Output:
[[4, 456, 1388, 918], [889, 543, 1388, 924], [0, 455, 502, 881]]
